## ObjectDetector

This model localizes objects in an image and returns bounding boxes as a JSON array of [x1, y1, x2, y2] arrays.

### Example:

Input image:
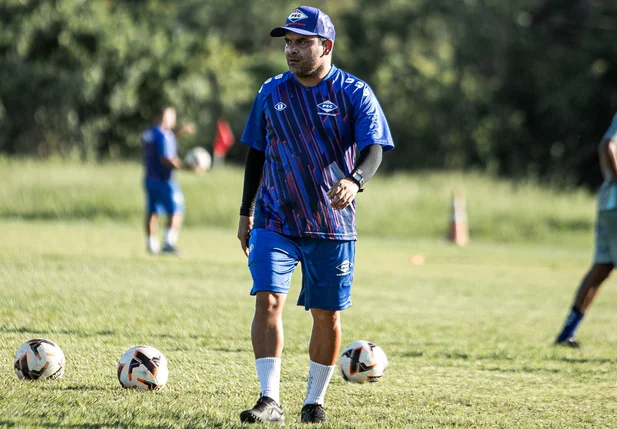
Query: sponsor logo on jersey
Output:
[[317, 100, 338, 116], [274, 102, 287, 111], [288, 9, 309, 22]]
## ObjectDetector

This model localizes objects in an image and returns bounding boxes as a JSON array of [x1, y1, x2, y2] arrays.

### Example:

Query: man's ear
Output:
[[323, 39, 334, 55]]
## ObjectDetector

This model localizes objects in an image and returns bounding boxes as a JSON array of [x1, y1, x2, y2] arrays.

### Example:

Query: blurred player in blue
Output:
[[236, 6, 394, 424], [555, 112, 617, 347], [142, 106, 189, 255]]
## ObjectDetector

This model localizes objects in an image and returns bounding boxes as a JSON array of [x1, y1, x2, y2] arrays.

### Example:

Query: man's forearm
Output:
[[600, 139, 617, 181], [347, 144, 383, 189], [160, 156, 182, 170], [240, 147, 266, 216]]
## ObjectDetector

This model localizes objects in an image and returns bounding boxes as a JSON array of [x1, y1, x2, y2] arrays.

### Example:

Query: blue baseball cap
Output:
[[270, 6, 336, 41]]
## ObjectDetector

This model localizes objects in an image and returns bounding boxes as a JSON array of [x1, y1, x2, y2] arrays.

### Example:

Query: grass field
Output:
[[0, 157, 597, 245], [2, 218, 617, 428]]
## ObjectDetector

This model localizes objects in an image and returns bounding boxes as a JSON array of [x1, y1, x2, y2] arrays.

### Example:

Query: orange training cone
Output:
[[447, 190, 469, 246]]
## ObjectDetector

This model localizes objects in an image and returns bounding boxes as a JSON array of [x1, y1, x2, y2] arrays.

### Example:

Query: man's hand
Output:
[[237, 215, 254, 257], [177, 122, 197, 137], [326, 178, 359, 210]]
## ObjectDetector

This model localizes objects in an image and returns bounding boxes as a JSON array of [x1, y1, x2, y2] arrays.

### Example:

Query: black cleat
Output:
[[161, 244, 181, 255], [239, 396, 284, 424], [555, 338, 580, 348], [301, 403, 328, 424]]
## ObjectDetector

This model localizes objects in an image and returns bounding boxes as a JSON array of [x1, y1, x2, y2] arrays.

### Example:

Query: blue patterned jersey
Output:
[[142, 126, 178, 183], [242, 65, 394, 240]]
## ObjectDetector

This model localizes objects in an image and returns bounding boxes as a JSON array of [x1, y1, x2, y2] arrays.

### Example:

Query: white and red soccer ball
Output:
[[117, 345, 168, 390], [14, 338, 65, 381], [338, 340, 388, 383], [184, 146, 212, 172]]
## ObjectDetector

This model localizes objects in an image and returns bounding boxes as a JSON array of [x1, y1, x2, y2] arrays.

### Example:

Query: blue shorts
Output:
[[248, 228, 355, 311], [144, 180, 184, 215]]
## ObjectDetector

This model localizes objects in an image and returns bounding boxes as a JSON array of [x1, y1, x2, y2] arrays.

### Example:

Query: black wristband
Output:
[[239, 203, 255, 217]]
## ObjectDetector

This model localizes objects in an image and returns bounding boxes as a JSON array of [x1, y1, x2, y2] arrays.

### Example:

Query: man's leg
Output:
[[299, 239, 353, 424], [145, 213, 160, 254], [163, 213, 182, 251], [556, 263, 613, 344], [241, 229, 299, 424], [162, 186, 184, 253], [239, 294, 287, 424], [299, 310, 340, 424], [252, 292, 286, 398]]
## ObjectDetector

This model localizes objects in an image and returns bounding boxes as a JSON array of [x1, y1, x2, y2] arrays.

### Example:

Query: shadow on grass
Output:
[[0, 419, 240, 429], [549, 356, 615, 364], [53, 385, 110, 392], [0, 326, 115, 337], [481, 366, 561, 374], [21, 417, 247, 429]]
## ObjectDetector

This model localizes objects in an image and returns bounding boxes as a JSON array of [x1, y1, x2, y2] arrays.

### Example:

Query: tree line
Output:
[[0, 0, 615, 187]]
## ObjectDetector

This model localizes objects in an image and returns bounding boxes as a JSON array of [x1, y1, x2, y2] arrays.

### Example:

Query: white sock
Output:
[[147, 236, 160, 253], [164, 228, 179, 247], [255, 357, 281, 404], [304, 360, 335, 406]]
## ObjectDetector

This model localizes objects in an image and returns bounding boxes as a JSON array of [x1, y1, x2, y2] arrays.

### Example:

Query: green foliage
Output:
[[0, 158, 596, 245], [1, 221, 616, 427], [1, 0, 616, 186]]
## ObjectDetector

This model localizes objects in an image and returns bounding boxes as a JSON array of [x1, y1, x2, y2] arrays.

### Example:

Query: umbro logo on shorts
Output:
[[336, 260, 353, 276]]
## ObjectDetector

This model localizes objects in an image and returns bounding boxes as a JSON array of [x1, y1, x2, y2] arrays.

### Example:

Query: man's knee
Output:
[[255, 292, 285, 317], [310, 309, 340, 327], [589, 263, 614, 284]]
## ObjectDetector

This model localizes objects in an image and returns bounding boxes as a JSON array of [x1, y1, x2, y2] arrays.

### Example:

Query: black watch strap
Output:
[[347, 169, 364, 189]]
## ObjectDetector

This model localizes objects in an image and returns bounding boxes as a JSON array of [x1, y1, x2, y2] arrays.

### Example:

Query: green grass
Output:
[[1, 220, 617, 428], [0, 157, 597, 244]]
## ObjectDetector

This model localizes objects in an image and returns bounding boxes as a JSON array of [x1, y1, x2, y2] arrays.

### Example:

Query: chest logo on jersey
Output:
[[317, 100, 338, 116], [274, 102, 287, 111], [288, 9, 308, 22]]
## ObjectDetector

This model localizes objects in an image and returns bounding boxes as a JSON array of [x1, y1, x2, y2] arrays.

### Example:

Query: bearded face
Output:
[[284, 33, 330, 80]]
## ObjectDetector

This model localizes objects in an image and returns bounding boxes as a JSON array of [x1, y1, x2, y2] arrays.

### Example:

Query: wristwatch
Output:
[[347, 169, 364, 189]]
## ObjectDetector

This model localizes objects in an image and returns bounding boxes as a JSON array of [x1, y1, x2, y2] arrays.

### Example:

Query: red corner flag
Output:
[[212, 118, 235, 159]]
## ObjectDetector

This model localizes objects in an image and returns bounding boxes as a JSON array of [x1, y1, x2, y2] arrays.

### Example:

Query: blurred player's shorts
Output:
[[593, 210, 617, 264], [144, 179, 184, 215]]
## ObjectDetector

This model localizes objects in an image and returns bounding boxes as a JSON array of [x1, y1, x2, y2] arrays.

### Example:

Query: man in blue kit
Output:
[[142, 106, 186, 255], [236, 6, 394, 424], [555, 112, 617, 347]]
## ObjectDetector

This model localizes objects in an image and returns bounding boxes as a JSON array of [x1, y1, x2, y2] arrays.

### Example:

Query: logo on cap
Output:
[[288, 9, 308, 22]]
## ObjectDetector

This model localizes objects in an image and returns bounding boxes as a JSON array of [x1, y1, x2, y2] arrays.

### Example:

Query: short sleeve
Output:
[[603, 112, 617, 141], [352, 85, 394, 152], [156, 131, 176, 159], [241, 91, 268, 152]]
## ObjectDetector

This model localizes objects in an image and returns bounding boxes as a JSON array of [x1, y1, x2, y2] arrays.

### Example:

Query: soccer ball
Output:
[[183, 146, 212, 172], [14, 338, 65, 381], [117, 346, 168, 390], [338, 340, 388, 383]]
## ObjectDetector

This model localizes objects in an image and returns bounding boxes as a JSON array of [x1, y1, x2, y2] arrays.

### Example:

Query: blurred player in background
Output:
[[555, 112, 617, 347], [236, 6, 394, 424], [142, 106, 194, 255]]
